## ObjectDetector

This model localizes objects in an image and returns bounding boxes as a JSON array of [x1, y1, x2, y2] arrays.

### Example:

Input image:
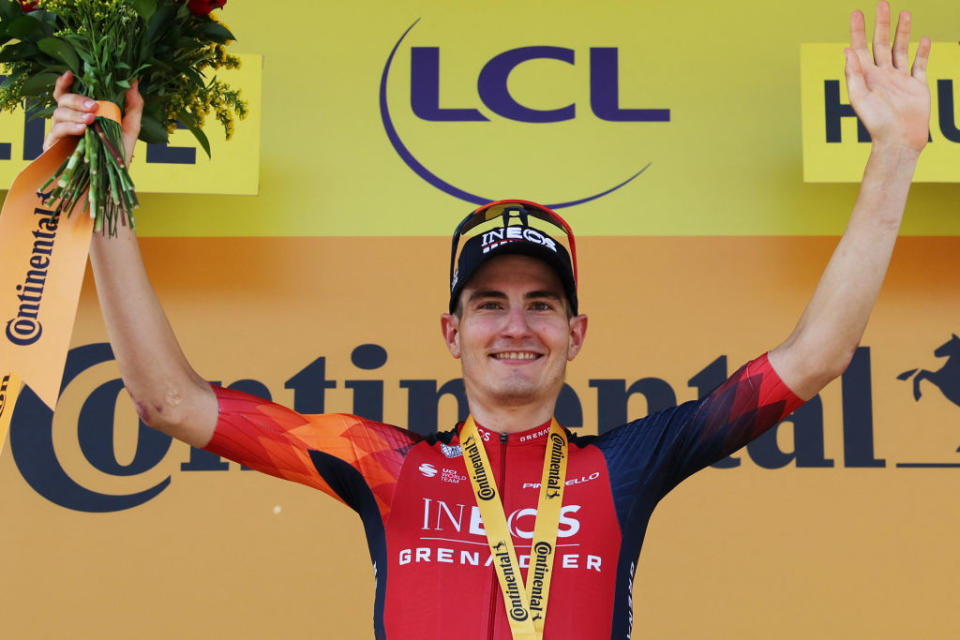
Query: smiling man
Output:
[[41, 3, 932, 639], [442, 211, 587, 433]]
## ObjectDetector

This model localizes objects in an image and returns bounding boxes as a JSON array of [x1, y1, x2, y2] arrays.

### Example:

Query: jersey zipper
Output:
[[487, 432, 509, 639]]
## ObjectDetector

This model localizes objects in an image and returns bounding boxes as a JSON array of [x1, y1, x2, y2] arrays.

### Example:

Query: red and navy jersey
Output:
[[205, 353, 802, 639]]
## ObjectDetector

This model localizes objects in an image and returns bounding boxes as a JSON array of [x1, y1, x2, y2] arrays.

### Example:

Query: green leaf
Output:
[[116, 79, 130, 89], [197, 21, 235, 44], [138, 114, 168, 144], [142, 96, 164, 120], [20, 71, 58, 96], [0, 70, 22, 89], [186, 122, 210, 158], [27, 103, 53, 120], [33, 10, 57, 34], [182, 66, 204, 88], [176, 109, 198, 128], [130, 0, 157, 22], [0, 40, 35, 62], [140, 3, 174, 63], [176, 110, 210, 158], [0, 0, 18, 22], [37, 63, 69, 75], [72, 46, 94, 66], [37, 37, 79, 73], [7, 15, 44, 40], [145, 4, 175, 44]]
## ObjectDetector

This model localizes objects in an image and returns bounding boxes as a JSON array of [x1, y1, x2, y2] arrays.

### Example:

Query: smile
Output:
[[491, 352, 542, 361]]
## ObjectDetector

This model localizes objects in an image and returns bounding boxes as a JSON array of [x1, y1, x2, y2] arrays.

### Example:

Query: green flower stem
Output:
[[62, 163, 89, 216], [87, 131, 100, 223], [36, 119, 139, 235], [64, 137, 85, 172], [106, 161, 120, 213], [92, 120, 127, 170]]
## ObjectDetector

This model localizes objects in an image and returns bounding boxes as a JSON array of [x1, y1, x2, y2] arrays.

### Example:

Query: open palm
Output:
[[845, 2, 931, 151]]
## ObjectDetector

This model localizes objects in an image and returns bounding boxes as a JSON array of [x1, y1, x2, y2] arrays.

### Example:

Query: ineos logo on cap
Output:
[[480, 226, 558, 254]]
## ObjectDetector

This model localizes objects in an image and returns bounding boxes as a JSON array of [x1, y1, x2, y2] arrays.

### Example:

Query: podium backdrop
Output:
[[1, 1, 958, 638]]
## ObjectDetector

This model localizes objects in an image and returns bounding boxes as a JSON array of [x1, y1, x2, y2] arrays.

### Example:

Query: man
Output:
[[43, 3, 931, 638]]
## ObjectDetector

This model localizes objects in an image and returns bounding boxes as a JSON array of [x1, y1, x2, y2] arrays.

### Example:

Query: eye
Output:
[[529, 300, 555, 312], [476, 300, 503, 310]]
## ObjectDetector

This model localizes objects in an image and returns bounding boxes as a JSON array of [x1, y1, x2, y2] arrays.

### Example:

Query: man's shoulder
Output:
[[574, 399, 705, 448]]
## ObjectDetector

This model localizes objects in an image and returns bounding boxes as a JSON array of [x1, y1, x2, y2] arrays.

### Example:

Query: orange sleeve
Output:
[[204, 385, 419, 519]]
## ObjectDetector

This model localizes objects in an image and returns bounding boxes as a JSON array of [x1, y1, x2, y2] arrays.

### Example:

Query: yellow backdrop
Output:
[[1, 0, 958, 638]]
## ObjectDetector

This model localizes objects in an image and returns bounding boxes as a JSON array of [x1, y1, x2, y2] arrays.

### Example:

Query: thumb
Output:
[[122, 80, 144, 165]]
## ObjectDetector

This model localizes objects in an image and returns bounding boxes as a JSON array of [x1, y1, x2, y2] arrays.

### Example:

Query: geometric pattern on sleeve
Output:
[[204, 385, 419, 519]]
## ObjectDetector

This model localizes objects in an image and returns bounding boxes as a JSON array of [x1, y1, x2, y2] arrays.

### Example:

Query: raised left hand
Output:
[[845, 2, 931, 152]]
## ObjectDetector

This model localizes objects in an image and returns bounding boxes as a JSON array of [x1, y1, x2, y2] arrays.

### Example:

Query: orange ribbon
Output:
[[95, 100, 122, 125], [0, 100, 122, 410]]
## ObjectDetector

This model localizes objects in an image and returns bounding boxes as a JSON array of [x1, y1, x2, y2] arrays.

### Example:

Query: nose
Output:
[[499, 303, 533, 338]]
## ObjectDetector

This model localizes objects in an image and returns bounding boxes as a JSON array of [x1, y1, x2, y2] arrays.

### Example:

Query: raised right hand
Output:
[[45, 70, 144, 165]]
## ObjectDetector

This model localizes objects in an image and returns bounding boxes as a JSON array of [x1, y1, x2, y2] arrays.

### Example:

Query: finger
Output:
[[850, 9, 868, 52], [121, 80, 144, 164], [872, 2, 893, 67], [51, 104, 95, 127], [911, 36, 931, 82], [873, 1, 892, 67], [56, 91, 98, 114], [42, 120, 87, 152], [850, 9, 875, 73], [891, 10, 911, 70], [844, 48, 868, 103], [52, 71, 73, 101]]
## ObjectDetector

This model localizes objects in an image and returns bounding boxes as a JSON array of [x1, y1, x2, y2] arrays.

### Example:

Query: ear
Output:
[[566, 314, 588, 361], [441, 313, 462, 358]]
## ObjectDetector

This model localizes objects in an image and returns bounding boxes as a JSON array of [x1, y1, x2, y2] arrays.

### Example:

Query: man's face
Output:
[[441, 254, 587, 411]]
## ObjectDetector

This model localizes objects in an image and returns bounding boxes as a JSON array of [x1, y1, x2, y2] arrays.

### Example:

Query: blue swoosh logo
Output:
[[379, 20, 651, 209]]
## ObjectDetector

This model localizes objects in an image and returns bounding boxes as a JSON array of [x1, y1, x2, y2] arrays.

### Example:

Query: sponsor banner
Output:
[[0, 138, 93, 408], [1, 235, 958, 638], [46, 0, 947, 239], [801, 43, 960, 182], [0, 54, 262, 195]]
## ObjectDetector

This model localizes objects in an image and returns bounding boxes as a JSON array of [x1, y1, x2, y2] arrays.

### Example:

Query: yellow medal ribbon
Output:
[[461, 416, 568, 640]]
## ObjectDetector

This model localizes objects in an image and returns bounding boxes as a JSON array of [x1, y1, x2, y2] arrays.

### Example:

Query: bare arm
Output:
[[48, 72, 217, 446], [769, 2, 931, 400]]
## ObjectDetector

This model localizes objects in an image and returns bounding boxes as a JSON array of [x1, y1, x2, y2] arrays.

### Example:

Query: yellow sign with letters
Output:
[[0, 54, 262, 195], [801, 43, 959, 182]]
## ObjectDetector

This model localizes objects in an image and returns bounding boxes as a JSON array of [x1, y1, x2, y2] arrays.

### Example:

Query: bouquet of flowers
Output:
[[0, 0, 246, 234]]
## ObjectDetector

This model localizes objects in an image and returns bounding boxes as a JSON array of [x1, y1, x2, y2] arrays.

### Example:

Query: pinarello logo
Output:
[[419, 462, 438, 477], [380, 20, 669, 208]]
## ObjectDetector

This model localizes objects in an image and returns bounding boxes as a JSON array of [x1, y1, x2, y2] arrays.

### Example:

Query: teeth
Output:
[[494, 352, 539, 360]]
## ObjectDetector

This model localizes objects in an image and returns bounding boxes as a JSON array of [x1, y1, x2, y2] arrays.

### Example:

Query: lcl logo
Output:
[[380, 20, 669, 208]]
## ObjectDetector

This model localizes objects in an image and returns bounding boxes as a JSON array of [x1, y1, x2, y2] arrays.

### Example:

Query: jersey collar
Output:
[[457, 419, 555, 447]]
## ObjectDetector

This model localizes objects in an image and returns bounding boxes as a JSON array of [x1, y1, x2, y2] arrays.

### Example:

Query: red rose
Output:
[[18, 1, 40, 11], [186, 0, 226, 16]]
